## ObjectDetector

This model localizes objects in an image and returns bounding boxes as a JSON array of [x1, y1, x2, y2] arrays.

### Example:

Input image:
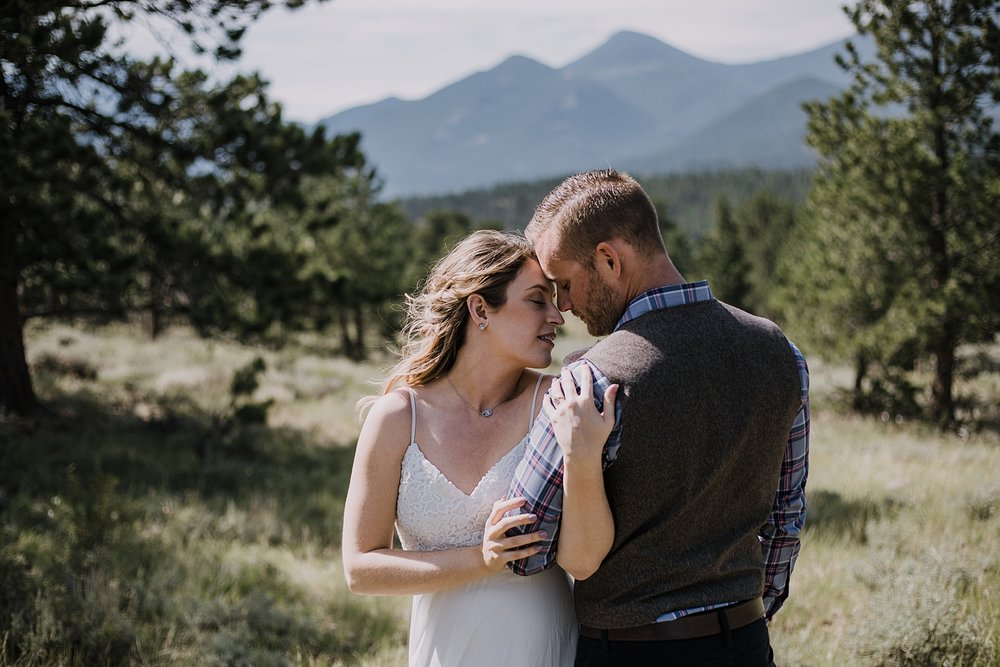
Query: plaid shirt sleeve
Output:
[[760, 340, 810, 619], [505, 359, 623, 576]]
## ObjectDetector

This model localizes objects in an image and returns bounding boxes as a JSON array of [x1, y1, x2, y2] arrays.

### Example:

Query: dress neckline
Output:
[[403, 373, 543, 497], [406, 437, 526, 498]]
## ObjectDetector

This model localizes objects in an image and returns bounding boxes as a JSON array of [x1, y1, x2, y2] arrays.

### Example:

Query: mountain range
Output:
[[319, 31, 871, 197]]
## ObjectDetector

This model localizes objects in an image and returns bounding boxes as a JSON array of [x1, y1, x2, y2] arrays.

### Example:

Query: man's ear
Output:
[[595, 242, 623, 278]]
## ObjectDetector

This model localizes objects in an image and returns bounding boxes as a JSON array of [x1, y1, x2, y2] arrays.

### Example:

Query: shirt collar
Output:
[[615, 280, 715, 330]]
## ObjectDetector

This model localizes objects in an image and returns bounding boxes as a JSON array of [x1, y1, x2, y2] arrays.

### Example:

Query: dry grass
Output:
[[3, 320, 999, 665]]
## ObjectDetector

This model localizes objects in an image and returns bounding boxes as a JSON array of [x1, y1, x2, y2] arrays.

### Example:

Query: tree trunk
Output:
[[930, 314, 957, 425], [338, 306, 356, 359], [149, 303, 163, 339], [0, 220, 37, 417], [352, 303, 366, 361], [853, 351, 868, 412], [924, 30, 955, 427]]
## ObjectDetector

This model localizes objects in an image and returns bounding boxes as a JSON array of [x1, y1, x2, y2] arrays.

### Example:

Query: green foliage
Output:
[[694, 198, 750, 306], [787, 0, 1000, 424], [228, 356, 272, 428], [646, 200, 695, 278], [696, 193, 797, 318], [398, 168, 814, 241], [1, 330, 405, 664], [856, 558, 998, 666], [7, 323, 1000, 665], [0, 0, 411, 415]]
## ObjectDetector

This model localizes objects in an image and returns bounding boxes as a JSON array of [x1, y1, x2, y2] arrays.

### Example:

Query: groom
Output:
[[507, 169, 809, 665]]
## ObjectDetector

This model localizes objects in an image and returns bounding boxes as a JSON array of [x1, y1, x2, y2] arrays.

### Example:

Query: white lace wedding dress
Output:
[[396, 380, 577, 667]]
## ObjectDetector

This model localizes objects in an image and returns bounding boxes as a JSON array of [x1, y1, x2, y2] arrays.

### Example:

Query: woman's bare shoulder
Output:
[[358, 389, 415, 455]]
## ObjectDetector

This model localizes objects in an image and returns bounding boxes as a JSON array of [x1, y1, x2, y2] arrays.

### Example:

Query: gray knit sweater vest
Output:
[[576, 297, 801, 629]]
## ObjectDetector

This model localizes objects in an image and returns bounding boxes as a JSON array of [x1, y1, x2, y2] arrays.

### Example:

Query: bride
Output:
[[342, 230, 617, 666]]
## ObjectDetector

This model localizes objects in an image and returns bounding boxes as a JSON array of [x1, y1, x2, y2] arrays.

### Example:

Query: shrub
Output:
[[855, 559, 997, 666]]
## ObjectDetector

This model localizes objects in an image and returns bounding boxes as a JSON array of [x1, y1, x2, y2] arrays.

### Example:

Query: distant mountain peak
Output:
[[569, 29, 706, 70], [492, 54, 554, 75], [318, 30, 859, 196], [605, 30, 671, 47]]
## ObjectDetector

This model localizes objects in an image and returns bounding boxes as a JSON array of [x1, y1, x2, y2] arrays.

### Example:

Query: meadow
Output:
[[2, 321, 999, 666]]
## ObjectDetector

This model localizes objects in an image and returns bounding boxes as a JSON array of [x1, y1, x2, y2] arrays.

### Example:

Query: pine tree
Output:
[[795, 0, 1000, 424], [1, 1, 340, 416]]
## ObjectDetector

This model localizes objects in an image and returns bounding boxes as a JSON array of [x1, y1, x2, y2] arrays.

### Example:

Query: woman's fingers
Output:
[[500, 544, 545, 562], [559, 367, 576, 400], [542, 392, 554, 416], [489, 510, 538, 537], [603, 383, 619, 426], [549, 376, 566, 403], [577, 364, 595, 401], [499, 528, 548, 549], [482, 497, 548, 570], [487, 496, 525, 526]]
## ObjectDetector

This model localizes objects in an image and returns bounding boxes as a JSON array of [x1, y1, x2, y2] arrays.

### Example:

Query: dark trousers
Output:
[[575, 617, 774, 667]]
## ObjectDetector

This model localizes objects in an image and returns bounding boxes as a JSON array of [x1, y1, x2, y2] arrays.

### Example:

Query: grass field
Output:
[[2, 322, 999, 665]]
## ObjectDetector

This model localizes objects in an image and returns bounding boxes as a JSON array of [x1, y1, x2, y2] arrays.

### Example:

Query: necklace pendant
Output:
[[480, 409, 493, 418]]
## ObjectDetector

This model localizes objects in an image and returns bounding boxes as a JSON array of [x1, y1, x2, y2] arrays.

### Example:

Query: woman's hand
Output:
[[544, 365, 618, 464], [481, 497, 547, 573]]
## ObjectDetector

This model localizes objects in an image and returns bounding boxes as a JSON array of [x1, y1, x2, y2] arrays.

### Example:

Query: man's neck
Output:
[[627, 254, 686, 301]]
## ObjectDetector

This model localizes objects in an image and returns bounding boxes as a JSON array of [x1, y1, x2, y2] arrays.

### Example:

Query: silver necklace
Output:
[[446, 372, 522, 418]]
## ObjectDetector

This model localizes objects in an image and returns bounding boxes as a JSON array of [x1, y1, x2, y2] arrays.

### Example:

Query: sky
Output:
[[121, 0, 857, 124]]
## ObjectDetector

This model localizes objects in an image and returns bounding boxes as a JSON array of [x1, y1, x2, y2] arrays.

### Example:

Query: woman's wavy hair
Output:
[[367, 230, 535, 405]]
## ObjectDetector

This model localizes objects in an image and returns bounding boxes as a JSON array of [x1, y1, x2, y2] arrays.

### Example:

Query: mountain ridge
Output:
[[320, 31, 865, 196]]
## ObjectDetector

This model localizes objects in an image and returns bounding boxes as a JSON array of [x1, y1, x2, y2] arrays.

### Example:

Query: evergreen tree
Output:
[[696, 197, 752, 309], [1, 1, 335, 416], [651, 199, 695, 280], [697, 193, 797, 318], [790, 0, 1000, 424]]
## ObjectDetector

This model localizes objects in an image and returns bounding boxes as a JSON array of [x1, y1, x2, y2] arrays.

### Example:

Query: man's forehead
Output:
[[533, 228, 564, 263], [538, 253, 576, 283]]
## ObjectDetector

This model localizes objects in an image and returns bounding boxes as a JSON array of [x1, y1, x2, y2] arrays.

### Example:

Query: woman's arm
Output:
[[341, 392, 543, 595], [548, 365, 618, 580]]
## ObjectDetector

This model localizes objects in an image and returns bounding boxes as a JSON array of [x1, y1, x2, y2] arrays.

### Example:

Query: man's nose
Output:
[[556, 293, 572, 312]]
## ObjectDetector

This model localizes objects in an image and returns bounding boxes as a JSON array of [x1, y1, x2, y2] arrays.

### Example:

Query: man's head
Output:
[[525, 169, 667, 336]]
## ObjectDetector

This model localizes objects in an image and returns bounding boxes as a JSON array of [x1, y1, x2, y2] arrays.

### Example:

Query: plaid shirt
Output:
[[506, 280, 810, 621]]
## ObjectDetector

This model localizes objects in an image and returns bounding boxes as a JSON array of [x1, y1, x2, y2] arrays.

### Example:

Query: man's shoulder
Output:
[[716, 299, 785, 333]]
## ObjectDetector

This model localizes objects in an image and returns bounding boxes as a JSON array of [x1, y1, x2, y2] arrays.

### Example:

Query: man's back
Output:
[[578, 298, 801, 628]]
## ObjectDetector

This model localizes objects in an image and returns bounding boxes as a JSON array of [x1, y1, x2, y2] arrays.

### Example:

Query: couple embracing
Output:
[[343, 169, 810, 666]]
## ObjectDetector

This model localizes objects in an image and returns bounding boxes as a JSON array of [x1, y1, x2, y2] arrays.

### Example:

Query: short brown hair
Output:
[[525, 169, 664, 265]]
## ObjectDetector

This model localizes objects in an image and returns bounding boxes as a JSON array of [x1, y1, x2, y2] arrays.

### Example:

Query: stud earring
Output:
[[479, 322, 487, 330]]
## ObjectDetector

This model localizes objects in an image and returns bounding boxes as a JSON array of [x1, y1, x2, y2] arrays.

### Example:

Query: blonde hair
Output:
[[526, 168, 664, 265], [365, 230, 535, 407]]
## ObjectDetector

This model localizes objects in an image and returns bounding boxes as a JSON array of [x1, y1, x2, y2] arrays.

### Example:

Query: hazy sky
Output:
[[122, 0, 856, 123]]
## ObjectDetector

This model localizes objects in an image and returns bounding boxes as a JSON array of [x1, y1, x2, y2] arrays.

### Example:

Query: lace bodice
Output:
[[395, 377, 542, 552]]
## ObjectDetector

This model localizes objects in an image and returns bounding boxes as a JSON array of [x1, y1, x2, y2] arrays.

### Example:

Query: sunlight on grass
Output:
[[4, 321, 999, 665]]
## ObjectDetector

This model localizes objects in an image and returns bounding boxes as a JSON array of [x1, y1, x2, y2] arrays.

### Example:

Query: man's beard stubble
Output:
[[580, 271, 621, 337]]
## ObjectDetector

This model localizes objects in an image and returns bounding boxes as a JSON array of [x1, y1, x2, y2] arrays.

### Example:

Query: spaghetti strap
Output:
[[407, 388, 417, 444], [529, 373, 545, 430]]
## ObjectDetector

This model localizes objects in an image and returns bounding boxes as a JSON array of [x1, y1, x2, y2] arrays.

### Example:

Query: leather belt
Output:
[[579, 598, 765, 642]]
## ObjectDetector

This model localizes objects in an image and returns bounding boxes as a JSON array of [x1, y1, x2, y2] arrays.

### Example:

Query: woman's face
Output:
[[485, 259, 565, 370]]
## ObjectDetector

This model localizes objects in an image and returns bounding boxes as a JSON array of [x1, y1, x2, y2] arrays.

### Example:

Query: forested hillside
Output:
[[399, 168, 815, 239]]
